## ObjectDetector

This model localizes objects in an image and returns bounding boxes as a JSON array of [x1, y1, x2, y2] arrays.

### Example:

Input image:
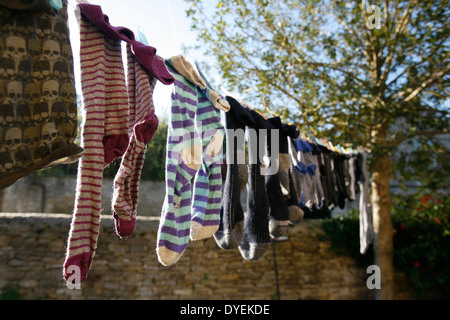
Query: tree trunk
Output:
[[370, 155, 395, 300]]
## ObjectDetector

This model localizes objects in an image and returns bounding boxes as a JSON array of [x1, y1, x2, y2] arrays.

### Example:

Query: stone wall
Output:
[[0, 175, 166, 217], [0, 213, 413, 300]]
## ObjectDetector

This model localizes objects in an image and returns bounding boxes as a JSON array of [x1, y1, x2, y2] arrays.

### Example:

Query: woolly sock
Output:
[[260, 117, 290, 238], [156, 59, 202, 266], [112, 44, 159, 238], [188, 66, 226, 241], [318, 145, 337, 209], [63, 10, 128, 282], [267, 117, 302, 226], [294, 138, 315, 209], [238, 109, 271, 261], [332, 152, 347, 209], [288, 137, 303, 206], [309, 142, 326, 209], [286, 168, 304, 223], [214, 96, 254, 249]]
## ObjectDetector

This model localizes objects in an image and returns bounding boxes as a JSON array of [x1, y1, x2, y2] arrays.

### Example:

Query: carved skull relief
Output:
[[23, 125, 41, 150], [6, 80, 23, 105], [41, 79, 59, 105], [36, 16, 52, 39], [41, 121, 57, 146], [4, 127, 22, 153], [5, 35, 27, 62], [32, 58, 50, 80], [24, 82, 41, 106], [58, 120, 75, 144], [28, 39, 41, 57], [60, 82, 75, 104], [33, 101, 49, 122]]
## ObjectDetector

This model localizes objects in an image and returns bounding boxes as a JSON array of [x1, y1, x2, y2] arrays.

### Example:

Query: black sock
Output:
[[238, 110, 271, 260], [264, 117, 291, 238], [214, 96, 254, 249]]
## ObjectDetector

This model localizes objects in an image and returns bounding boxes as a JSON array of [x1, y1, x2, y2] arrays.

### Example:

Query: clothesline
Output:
[[0, 0, 373, 285]]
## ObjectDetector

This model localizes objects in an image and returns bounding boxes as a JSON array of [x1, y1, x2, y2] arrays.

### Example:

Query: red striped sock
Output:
[[63, 10, 128, 282], [112, 44, 158, 238]]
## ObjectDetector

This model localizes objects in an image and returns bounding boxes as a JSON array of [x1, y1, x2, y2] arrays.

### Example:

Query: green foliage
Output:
[[319, 209, 374, 268], [392, 193, 450, 299], [319, 193, 450, 299], [184, 0, 449, 151], [0, 283, 22, 300]]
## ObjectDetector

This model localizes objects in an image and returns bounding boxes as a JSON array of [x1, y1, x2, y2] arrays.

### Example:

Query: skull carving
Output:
[[61, 44, 72, 63], [41, 79, 59, 105], [51, 101, 67, 122], [5, 36, 27, 62], [60, 82, 75, 104], [4, 127, 22, 153], [32, 58, 50, 80], [28, 39, 42, 57], [58, 120, 76, 144], [6, 81, 23, 105], [41, 121, 57, 146], [23, 125, 41, 151], [24, 82, 41, 106], [33, 101, 49, 122], [16, 103, 31, 123], [52, 59, 68, 79], [36, 16, 52, 39], [18, 59, 32, 79], [42, 40, 60, 71], [53, 21, 68, 42]]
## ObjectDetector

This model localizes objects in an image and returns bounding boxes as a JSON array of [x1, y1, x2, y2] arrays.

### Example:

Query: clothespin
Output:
[[314, 137, 323, 146], [195, 61, 215, 91], [136, 26, 149, 46], [50, 0, 62, 10]]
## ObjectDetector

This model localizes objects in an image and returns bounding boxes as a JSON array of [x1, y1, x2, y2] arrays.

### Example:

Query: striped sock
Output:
[[112, 44, 159, 238], [156, 59, 202, 266], [63, 10, 128, 282], [190, 88, 225, 241]]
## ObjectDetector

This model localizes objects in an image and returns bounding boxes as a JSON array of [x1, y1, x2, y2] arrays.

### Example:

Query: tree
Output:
[[184, 0, 449, 299]]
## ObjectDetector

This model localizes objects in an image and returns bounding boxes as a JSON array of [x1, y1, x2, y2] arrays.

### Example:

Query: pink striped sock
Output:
[[63, 10, 128, 282], [112, 44, 158, 238]]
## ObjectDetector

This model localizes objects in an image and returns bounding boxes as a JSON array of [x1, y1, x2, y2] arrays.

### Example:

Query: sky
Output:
[[67, 0, 204, 119]]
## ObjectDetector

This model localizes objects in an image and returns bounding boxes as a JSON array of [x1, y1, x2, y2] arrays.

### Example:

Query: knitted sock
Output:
[[156, 59, 202, 266], [286, 168, 304, 223], [63, 10, 128, 282], [238, 110, 271, 261], [214, 96, 254, 249], [294, 138, 315, 209], [310, 142, 326, 208], [267, 117, 301, 226], [260, 117, 290, 238], [186, 62, 226, 241], [112, 44, 159, 238]]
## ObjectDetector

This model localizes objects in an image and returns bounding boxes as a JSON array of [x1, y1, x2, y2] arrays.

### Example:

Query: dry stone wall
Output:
[[0, 212, 413, 300]]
